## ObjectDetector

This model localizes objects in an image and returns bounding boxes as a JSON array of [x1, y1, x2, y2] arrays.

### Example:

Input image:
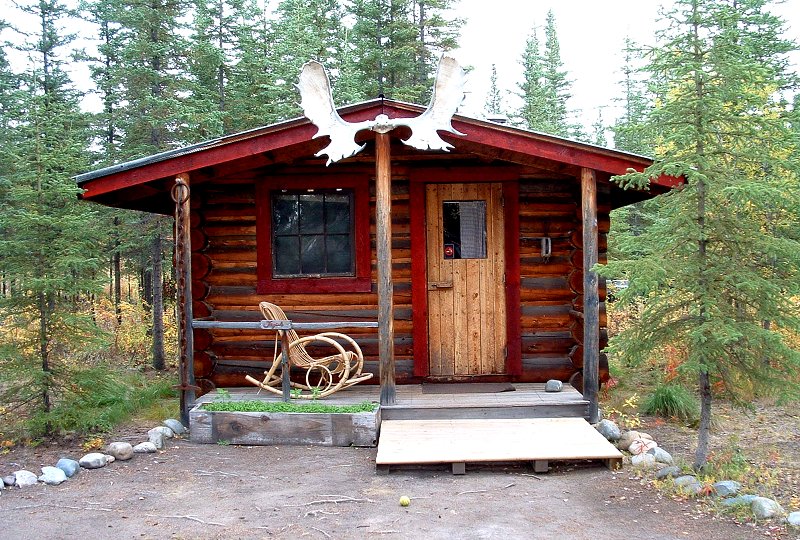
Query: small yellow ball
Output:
[[399, 495, 411, 507]]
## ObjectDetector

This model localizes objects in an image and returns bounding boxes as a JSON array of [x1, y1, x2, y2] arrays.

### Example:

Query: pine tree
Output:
[[484, 64, 505, 117], [517, 27, 549, 130], [0, 1, 104, 434], [612, 38, 653, 155], [541, 10, 572, 136], [600, 0, 800, 469]]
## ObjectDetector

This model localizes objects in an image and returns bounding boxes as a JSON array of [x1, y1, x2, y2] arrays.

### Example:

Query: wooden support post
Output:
[[375, 132, 396, 406], [280, 330, 291, 402], [172, 173, 196, 426], [581, 167, 600, 423]]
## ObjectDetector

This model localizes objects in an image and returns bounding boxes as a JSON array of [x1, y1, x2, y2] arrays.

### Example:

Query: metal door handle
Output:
[[428, 281, 453, 290]]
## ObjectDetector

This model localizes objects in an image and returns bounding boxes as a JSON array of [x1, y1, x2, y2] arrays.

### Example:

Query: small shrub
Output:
[[642, 383, 699, 424], [203, 400, 378, 414]]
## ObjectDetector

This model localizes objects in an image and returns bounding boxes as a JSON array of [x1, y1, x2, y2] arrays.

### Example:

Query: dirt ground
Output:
[[1, 417, 797, 540]]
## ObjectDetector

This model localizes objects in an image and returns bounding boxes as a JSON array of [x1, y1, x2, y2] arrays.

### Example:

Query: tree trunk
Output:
[[694, 369, 712, 469], [113, 216, 122, 325], [37, 291, 52, 434], [151, 228, 166, 370]]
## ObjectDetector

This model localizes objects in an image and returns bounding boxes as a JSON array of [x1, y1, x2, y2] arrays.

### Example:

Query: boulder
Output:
[[106, 442, 134, 461], [150, 426, 174, 439], [628, 438, 658, 455], [751, 497, 784, 520], [673, 474, 697, 487], [147, 429, 166, 450], [163, 419, 186, 435], [647, 447, 674, 465], [133, 442, 158, 454], [3, 474, 15, 486], [787, 511, 800, 527], [56, 458, 80, 478], [595, 419, 621, 442], [79, 452, 108, 469], [655, 465, 681, 480], [631, 453, 658, 468], [617, 431, 640, 451], [14, 470, 38, 487], [544, 379, 563, 392], [39, 467, 67, 486], [712, 480, 741, 498], [721, 494, 759, 507]]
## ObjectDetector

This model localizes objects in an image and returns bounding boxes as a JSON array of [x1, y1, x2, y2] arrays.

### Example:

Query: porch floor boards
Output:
[[375, 417, 623, 472]]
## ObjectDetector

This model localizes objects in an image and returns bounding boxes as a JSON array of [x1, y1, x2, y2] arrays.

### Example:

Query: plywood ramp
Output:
[[376, 418, 622, 471]]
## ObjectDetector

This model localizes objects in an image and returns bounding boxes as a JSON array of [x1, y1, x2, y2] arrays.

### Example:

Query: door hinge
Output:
[[503, 346, 508, 359]]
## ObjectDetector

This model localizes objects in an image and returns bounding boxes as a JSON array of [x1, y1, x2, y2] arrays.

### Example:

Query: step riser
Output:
[[381, 404, 588, 421]]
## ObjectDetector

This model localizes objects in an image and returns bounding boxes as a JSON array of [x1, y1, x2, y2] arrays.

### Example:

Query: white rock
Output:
[[79, 452, 108, 469], [133, 442, 158, 454], [595, 419, 621, 441], [38, 466, 67, 485], [787, 511, 800, 527], [14, 470, 39, 487], [647, 447, 674, 465], [106, 441, 134, 461], [631, 453, 657, 468], [751, 497, 784, 519], [150, 426, 174, 439], [148, 428, 166, 449], [629, 438, 658, 455], [163, 419, 186, 435]]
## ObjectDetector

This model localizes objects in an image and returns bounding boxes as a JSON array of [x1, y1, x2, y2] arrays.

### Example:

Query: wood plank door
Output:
[[426, 183, 507, 377]]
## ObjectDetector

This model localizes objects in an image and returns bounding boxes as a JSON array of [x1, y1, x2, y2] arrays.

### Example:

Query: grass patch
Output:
[[641, 383, 699, 424], [203, 400, 378, 414]]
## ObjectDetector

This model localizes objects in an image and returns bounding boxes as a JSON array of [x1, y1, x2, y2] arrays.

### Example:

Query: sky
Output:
[[451, 0, 800, 130]]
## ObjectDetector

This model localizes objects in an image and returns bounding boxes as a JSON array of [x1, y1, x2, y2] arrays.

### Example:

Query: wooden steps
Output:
[[380, 383, 589, 420], [375, 417, 622, 474]]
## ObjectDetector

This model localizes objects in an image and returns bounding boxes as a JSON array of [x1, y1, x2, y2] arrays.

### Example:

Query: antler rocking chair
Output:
[[244, 302, 373, 399]]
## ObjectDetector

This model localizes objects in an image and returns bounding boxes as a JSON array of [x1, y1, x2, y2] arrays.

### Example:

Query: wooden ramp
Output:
[[376, 417, 623, 474]]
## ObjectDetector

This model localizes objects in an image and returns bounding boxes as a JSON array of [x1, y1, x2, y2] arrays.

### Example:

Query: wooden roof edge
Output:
[[75, 97, 679, 193]]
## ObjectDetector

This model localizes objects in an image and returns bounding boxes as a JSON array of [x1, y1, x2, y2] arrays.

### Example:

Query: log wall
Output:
[[190, 169, 609, 393]]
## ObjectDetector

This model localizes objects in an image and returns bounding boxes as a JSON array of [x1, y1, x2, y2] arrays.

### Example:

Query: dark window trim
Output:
[[256, 175, 371, 294]]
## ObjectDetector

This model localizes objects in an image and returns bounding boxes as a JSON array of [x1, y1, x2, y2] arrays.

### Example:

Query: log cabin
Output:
[[76, 98, 679, 421]]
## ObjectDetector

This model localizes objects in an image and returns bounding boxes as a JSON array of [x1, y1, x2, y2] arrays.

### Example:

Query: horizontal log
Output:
[[191, 280, 209, 301], [519, 203, 577, 218], [191, 254, 211, 280], [521, 335, 577, 355], [210, 336, 414, 359], [519, 180, 575, 194], [520, 221, 575, 235], [191, 229, 208, 251], [194, 351, 214, 378], [193, 329, 212, 351]]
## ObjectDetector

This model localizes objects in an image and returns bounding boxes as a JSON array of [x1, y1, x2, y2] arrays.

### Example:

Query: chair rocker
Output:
[[244, 301, 373, 399]]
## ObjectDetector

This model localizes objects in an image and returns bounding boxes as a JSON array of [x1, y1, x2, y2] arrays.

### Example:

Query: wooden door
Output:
[[426, 183, 506, 377]]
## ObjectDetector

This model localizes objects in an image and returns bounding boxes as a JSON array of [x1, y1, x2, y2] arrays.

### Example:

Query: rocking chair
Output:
[[244, 301, 373, 399]]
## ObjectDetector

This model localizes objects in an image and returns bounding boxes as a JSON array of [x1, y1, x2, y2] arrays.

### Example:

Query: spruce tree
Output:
[[484, 64, 505, 117], [0, 1, 103, 434], [600, 0, 800, 469]]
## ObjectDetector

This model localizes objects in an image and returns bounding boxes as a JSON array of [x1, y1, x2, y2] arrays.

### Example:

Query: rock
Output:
[[38, 466, 67, 485], [638, 432, 654, 441], [79, 452, 108, 469], [56, 458, 80, 478], [150, 426, 174, 439], [14, 470, 38, 487], [628, 438, 658, 455], [163, 419, 186, 435], [544, 379, 563, 392], [655, 465, 681, 480], [148, 429, 166, 450], [647, 447, 673, 465], [617, 431, 640, 451], [106, 455, 116, 464], [751, 497, 784, 519], [712, 480, 741, 497], [787, 511, 800, 527], [106, 442, 134, 461], [631, 453, 658, 468], [673, 475, 697, 487], [3, 474, 15, 486], [595, 419, 621, 441], [721, 494, 759, 507], [133, 442, 158, 454], [673, 475, 703, 496]]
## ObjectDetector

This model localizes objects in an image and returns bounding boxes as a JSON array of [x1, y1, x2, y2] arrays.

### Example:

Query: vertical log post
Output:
[[280, 330, 291, 402], [581, 167, 600, 423], [172, 173, 197, 426], [375, 132, 396, 405]]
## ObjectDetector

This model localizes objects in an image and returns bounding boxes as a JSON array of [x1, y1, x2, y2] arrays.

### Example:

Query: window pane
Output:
[[326, 234, 353, 274], [325, 194, 351, 233], [299, 194, 324, 234], [442, 200, 486, 259], [300, 235, 325, 274], [274, 236, 300, 275], [273, 195, 298, 235]]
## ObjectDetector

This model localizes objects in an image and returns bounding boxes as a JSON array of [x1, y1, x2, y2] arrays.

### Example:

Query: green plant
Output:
[[217, 439, 230, 446], [642, 383, 699, 424], [203, 400, 378, 414], [604, 393, 642, 429], [290, 388, 302, 399]]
